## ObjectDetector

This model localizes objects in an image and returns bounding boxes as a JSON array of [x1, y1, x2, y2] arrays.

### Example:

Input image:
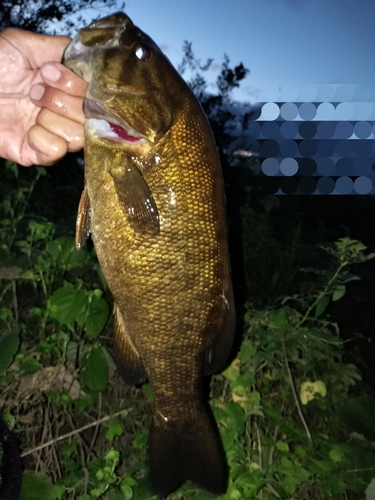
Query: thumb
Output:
[[40, 62, 87, 97]]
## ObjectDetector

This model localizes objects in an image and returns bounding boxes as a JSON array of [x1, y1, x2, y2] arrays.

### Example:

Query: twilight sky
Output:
[[120, 0, 375, 103]]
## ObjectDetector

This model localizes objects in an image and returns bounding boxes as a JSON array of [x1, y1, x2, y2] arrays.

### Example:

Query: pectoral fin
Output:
[[113, 304, 148, 386], [110, 162, 160, 236], [76, 186, 91, 250]]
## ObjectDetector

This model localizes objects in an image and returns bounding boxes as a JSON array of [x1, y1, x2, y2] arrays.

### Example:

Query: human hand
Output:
[[0, 28, 87, 166]]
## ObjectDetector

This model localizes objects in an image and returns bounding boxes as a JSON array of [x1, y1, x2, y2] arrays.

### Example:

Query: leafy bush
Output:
[[1, 162, 375, 500]]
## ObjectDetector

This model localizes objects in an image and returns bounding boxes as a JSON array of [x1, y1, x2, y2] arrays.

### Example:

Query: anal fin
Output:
[[113, 304, 147, 386]]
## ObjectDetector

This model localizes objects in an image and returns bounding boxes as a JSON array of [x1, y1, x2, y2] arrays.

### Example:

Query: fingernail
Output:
[[30, 84, 45, 101], [41, 64, 61, 82]]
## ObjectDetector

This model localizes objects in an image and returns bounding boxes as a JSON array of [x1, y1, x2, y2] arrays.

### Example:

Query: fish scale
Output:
[[64, 11, 235, 496]]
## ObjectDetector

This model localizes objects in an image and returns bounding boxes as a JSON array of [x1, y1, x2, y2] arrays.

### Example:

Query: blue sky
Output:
[[120, 0, 375, 103]]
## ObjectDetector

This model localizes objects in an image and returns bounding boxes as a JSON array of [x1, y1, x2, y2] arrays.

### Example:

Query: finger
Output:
[[40, 63, 87, 97], [30, 83, 85, 125], [1, 29, 71, 68], [28, 124, 69, 166], [36, 107, 84, 152]]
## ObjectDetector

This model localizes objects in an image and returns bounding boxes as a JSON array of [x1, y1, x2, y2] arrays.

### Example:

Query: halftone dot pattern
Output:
[[317, 121, 335, 139], [353, 102, 374, 120], [299, 177, 317, 194], [336, 102, 353, 120], [280, 121, 299, 139], [299, 102, 317, 120], [355, 158, 373, 175], [336, 122, 353, 139], [280, 158, 298, 176], [256, 84, 375, 197], [280, 140, 299, 157], [336, 140, 354, 157], [261, 140, 279, 157], [262, 121, 282, 140], [316, 102, 335, 120], [280, 177, 299, 194], [262, 158, 279, 176], [354, 176, 373, 194], [354, 140, 373, 156], [280, 102, 298, 120], [299, 140, 317, 157], [336, 158, 353, 176], [316, 84, 335, 102], [335, 84, 355, 102], [299, 121, 317, 139], [354, 121, 372, 139], [335, 176, 354, 194], [260, 102, 279, 120], [317, 140, 336, 157], [299, 158, 316, 176], [317, 158, 335, 176], [317, 177, 335, 194]]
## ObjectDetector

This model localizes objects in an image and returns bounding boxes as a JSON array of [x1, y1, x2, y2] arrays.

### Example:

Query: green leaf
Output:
[[142, 383, 154, 402], [222, 358, 241, 383], [61, 439, 78, 458], [269, 310, 289, 329], [239, 340, 257, 362], [85, 294, 110, 338], [329, 445, 346, 463], [106, 421, 124, 441], [314, 294, 330, 317], [278, 457, 310, 494], [108, 492, 127, 500], [276, 440, 289, 452], [366, 478, 375, 500], [191, 490, 219, 499], [0, 327, 20, 374], [235, 471, 264, 497], [81, 345, 108, 392], [119, 485, 133, 500], [332, 285, 346, 302], [19, 472, 54, 500], [132, 428, 149, 450], [48, 283, 88, 328], [226, 402, 246, 435], [52, 484, 65, 500], [296, 445, 307, 457]]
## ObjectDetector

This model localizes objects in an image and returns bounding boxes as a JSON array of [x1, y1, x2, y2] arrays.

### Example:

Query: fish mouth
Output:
[[84, 98, 148, 144]]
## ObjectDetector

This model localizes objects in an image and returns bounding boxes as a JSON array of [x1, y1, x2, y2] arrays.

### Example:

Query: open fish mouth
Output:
[[84, 98, 145, 144]]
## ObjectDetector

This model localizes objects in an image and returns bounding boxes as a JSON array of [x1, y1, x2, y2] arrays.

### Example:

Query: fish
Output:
[[63, 12, 235, 496]]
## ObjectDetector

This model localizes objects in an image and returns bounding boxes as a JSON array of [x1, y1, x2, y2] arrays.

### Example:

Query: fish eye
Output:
[[134, 44, 152, 61]]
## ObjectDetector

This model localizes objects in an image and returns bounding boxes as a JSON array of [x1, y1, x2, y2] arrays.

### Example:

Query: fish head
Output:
[[63, 12, 182, 148]]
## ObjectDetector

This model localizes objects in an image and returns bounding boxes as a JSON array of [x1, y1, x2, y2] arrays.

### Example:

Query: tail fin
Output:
[[148, 411, 227, 496]]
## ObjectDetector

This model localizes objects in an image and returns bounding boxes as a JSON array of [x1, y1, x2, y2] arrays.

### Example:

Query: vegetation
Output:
[[0, 0, 123, 33], [1, 9, 375, 498], [1, 159, 375, 500]]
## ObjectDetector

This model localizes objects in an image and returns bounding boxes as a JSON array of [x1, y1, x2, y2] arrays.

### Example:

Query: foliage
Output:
[[210, 238, 375, 500], [177, 41, 257, 172], [1, 163, 375, 500], [0, 0, 123, 34]]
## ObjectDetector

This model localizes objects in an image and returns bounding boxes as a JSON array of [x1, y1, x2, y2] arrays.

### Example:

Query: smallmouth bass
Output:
[[64, 12, 235, 496]]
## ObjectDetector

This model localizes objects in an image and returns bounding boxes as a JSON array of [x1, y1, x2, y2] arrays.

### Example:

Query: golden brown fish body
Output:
[[64, 13, 235, 496]]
